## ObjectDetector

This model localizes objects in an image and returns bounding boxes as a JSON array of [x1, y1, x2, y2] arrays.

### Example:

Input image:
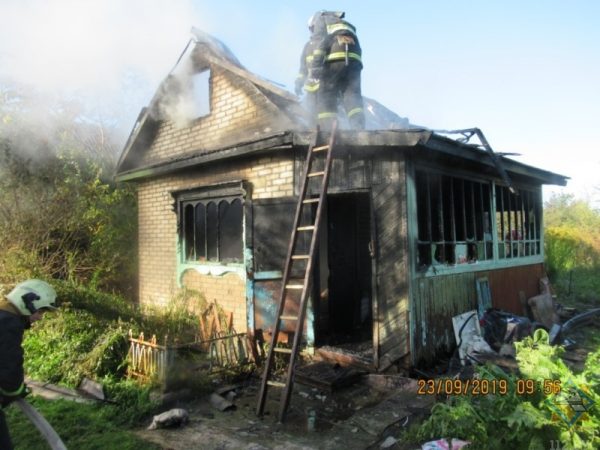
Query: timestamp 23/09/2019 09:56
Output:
[[417, 378, 562, 396]]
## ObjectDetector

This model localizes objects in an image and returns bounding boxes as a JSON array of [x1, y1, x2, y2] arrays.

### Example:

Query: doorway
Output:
[[315, 192, 373, 347]]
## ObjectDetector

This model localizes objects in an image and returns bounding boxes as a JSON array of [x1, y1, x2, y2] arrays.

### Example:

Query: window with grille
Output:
[[179, 193, 243, 264], [415, 169, 542, 271]]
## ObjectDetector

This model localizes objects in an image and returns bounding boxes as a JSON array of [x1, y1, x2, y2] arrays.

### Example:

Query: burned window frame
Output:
[[413, 166, 543, 274], [175, 182, 245, 266], [494, 184, 542, 260]]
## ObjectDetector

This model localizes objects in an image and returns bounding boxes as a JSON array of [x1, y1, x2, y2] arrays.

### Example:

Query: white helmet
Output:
[[307, 10, 324, 31], [6, 279, 57, 316], [308, 10, 345, 32]]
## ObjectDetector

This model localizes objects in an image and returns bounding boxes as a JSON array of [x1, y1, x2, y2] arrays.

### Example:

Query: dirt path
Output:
[[136, 378, 433, 450]]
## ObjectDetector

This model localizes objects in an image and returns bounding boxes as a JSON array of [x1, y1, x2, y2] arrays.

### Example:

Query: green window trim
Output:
[[172, 182, 247, 283]]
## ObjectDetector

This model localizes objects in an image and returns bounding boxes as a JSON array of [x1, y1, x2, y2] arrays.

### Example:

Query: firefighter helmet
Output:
[[307, 10, 324, 31], [6, 279, 57, 316], [308, 11, 346, 32]]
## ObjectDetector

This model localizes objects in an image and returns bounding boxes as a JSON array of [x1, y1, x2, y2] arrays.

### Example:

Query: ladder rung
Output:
[[297, 226, 315, 231], [302, 198, 319, 204], [307, 171, 325, 177], [267, 380, 286, 388], [280, 315, 298, 321], [291, 255, 309, 260], [274, 347, 293, 354], [312, 145, 329, 152], [285, 284, 304, 290]]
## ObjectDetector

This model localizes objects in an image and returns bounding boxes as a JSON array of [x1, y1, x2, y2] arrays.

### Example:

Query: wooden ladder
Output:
[[256, 121, 338, 422]]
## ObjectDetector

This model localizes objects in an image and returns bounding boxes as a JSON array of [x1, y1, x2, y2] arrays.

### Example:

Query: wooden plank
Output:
[[315, 347, 374, 371]]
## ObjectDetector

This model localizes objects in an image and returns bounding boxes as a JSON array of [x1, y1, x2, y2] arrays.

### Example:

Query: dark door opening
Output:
[[315, 192, 373, 347]]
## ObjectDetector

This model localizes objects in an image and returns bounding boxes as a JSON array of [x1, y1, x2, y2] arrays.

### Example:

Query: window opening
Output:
[[495, 185, 541, 260], [191, 70, 210, 118], [219, 198, 243, 261], [180, 195, 243, 263], [416, 170, 493, 269]]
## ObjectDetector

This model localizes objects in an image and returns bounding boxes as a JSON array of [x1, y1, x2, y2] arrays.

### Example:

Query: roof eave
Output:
[[115, 131, 294, 182], [423, 134, 568, 186]]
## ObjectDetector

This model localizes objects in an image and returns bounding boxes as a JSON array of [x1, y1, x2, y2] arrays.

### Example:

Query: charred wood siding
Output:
[[252, 197, 312, 338], [372, 154, 410, 367], [412, 272, 478, 365], [295, 147, 372, 194], [411, 263, 545, 365]]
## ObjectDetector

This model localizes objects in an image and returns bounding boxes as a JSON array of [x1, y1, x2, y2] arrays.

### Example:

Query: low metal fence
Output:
[[126, 331, 173, 382]]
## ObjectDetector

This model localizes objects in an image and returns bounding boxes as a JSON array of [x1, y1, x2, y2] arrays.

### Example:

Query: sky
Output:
[[0, 0, 598, 203]]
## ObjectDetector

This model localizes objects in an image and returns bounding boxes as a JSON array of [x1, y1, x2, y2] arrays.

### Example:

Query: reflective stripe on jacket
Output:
[[310, 19, 362, 70]]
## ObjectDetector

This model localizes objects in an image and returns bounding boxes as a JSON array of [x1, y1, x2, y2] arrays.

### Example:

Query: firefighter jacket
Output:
[[295, 38, 320, 95], [0, 299, 27, 405], [309, 18, 362, 77]]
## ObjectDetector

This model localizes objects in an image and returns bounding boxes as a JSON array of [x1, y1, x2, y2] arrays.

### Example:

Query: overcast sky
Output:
[[1, 0, 598, 202]]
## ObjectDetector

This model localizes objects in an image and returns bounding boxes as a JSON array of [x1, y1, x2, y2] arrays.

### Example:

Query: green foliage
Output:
[[544, 193, 600, 302], [0, 131, 137, 295], [5, 395, 160, 450], [407, 330, 600, 449], [23, 307, 129, 386], [414, 397, 488, 445], [100, 378, 158, 426], [544, 194, 600, 233], [23, 281, 204, 388]]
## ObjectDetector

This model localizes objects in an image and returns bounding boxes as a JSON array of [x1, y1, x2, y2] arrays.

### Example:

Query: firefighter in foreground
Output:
[[0, 279, 57, 449], [297, 10, 365, 129]]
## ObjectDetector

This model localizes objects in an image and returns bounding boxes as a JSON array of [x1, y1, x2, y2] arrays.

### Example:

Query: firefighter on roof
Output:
[[303, 10, 365, 130]]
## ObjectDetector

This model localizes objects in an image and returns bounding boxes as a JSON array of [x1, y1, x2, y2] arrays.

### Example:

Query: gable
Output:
[[117, 42, 303, 174]]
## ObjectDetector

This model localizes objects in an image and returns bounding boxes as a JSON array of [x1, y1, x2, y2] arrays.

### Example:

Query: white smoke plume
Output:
[[0, 0, 207, 135]]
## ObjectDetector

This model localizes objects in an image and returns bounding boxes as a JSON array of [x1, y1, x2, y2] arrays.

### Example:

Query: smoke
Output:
[[0, 0, 205, 138]]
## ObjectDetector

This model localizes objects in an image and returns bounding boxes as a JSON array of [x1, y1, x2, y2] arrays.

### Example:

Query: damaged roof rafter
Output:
[[422, 133, 568, 187]]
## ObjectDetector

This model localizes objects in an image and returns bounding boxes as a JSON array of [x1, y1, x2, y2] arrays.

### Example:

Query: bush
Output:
[[0, 136, 137, 296], [408, 330, 600, 449], [23, 281, 204, 389]]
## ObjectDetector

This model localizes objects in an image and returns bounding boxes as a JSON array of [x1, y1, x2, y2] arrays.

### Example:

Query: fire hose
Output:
[[14, 398, 67, 450]]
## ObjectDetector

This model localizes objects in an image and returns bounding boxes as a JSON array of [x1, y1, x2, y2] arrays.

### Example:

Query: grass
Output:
[[551, 268, 600, 310], [4, 397, 161, 450]]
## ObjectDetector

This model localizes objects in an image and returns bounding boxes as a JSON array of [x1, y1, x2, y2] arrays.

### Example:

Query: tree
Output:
[[0, 83, 137, 295]]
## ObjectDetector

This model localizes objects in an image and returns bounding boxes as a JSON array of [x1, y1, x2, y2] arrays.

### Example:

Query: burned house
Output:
[[115, 31, 568, 369]]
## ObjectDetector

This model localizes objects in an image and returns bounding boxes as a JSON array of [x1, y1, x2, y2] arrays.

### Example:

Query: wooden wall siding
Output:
[[411, 263, 545, 365], [372, 155, 410, 367], [253, 280, 308, 337], [295, 148, 372, 195], [484, 263, 545, 315], [412, 272, 478, 365]]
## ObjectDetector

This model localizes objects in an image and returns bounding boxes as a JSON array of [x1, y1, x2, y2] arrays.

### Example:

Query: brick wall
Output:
[[138, 66, 285, 168], [137, 154, 294, 332]]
